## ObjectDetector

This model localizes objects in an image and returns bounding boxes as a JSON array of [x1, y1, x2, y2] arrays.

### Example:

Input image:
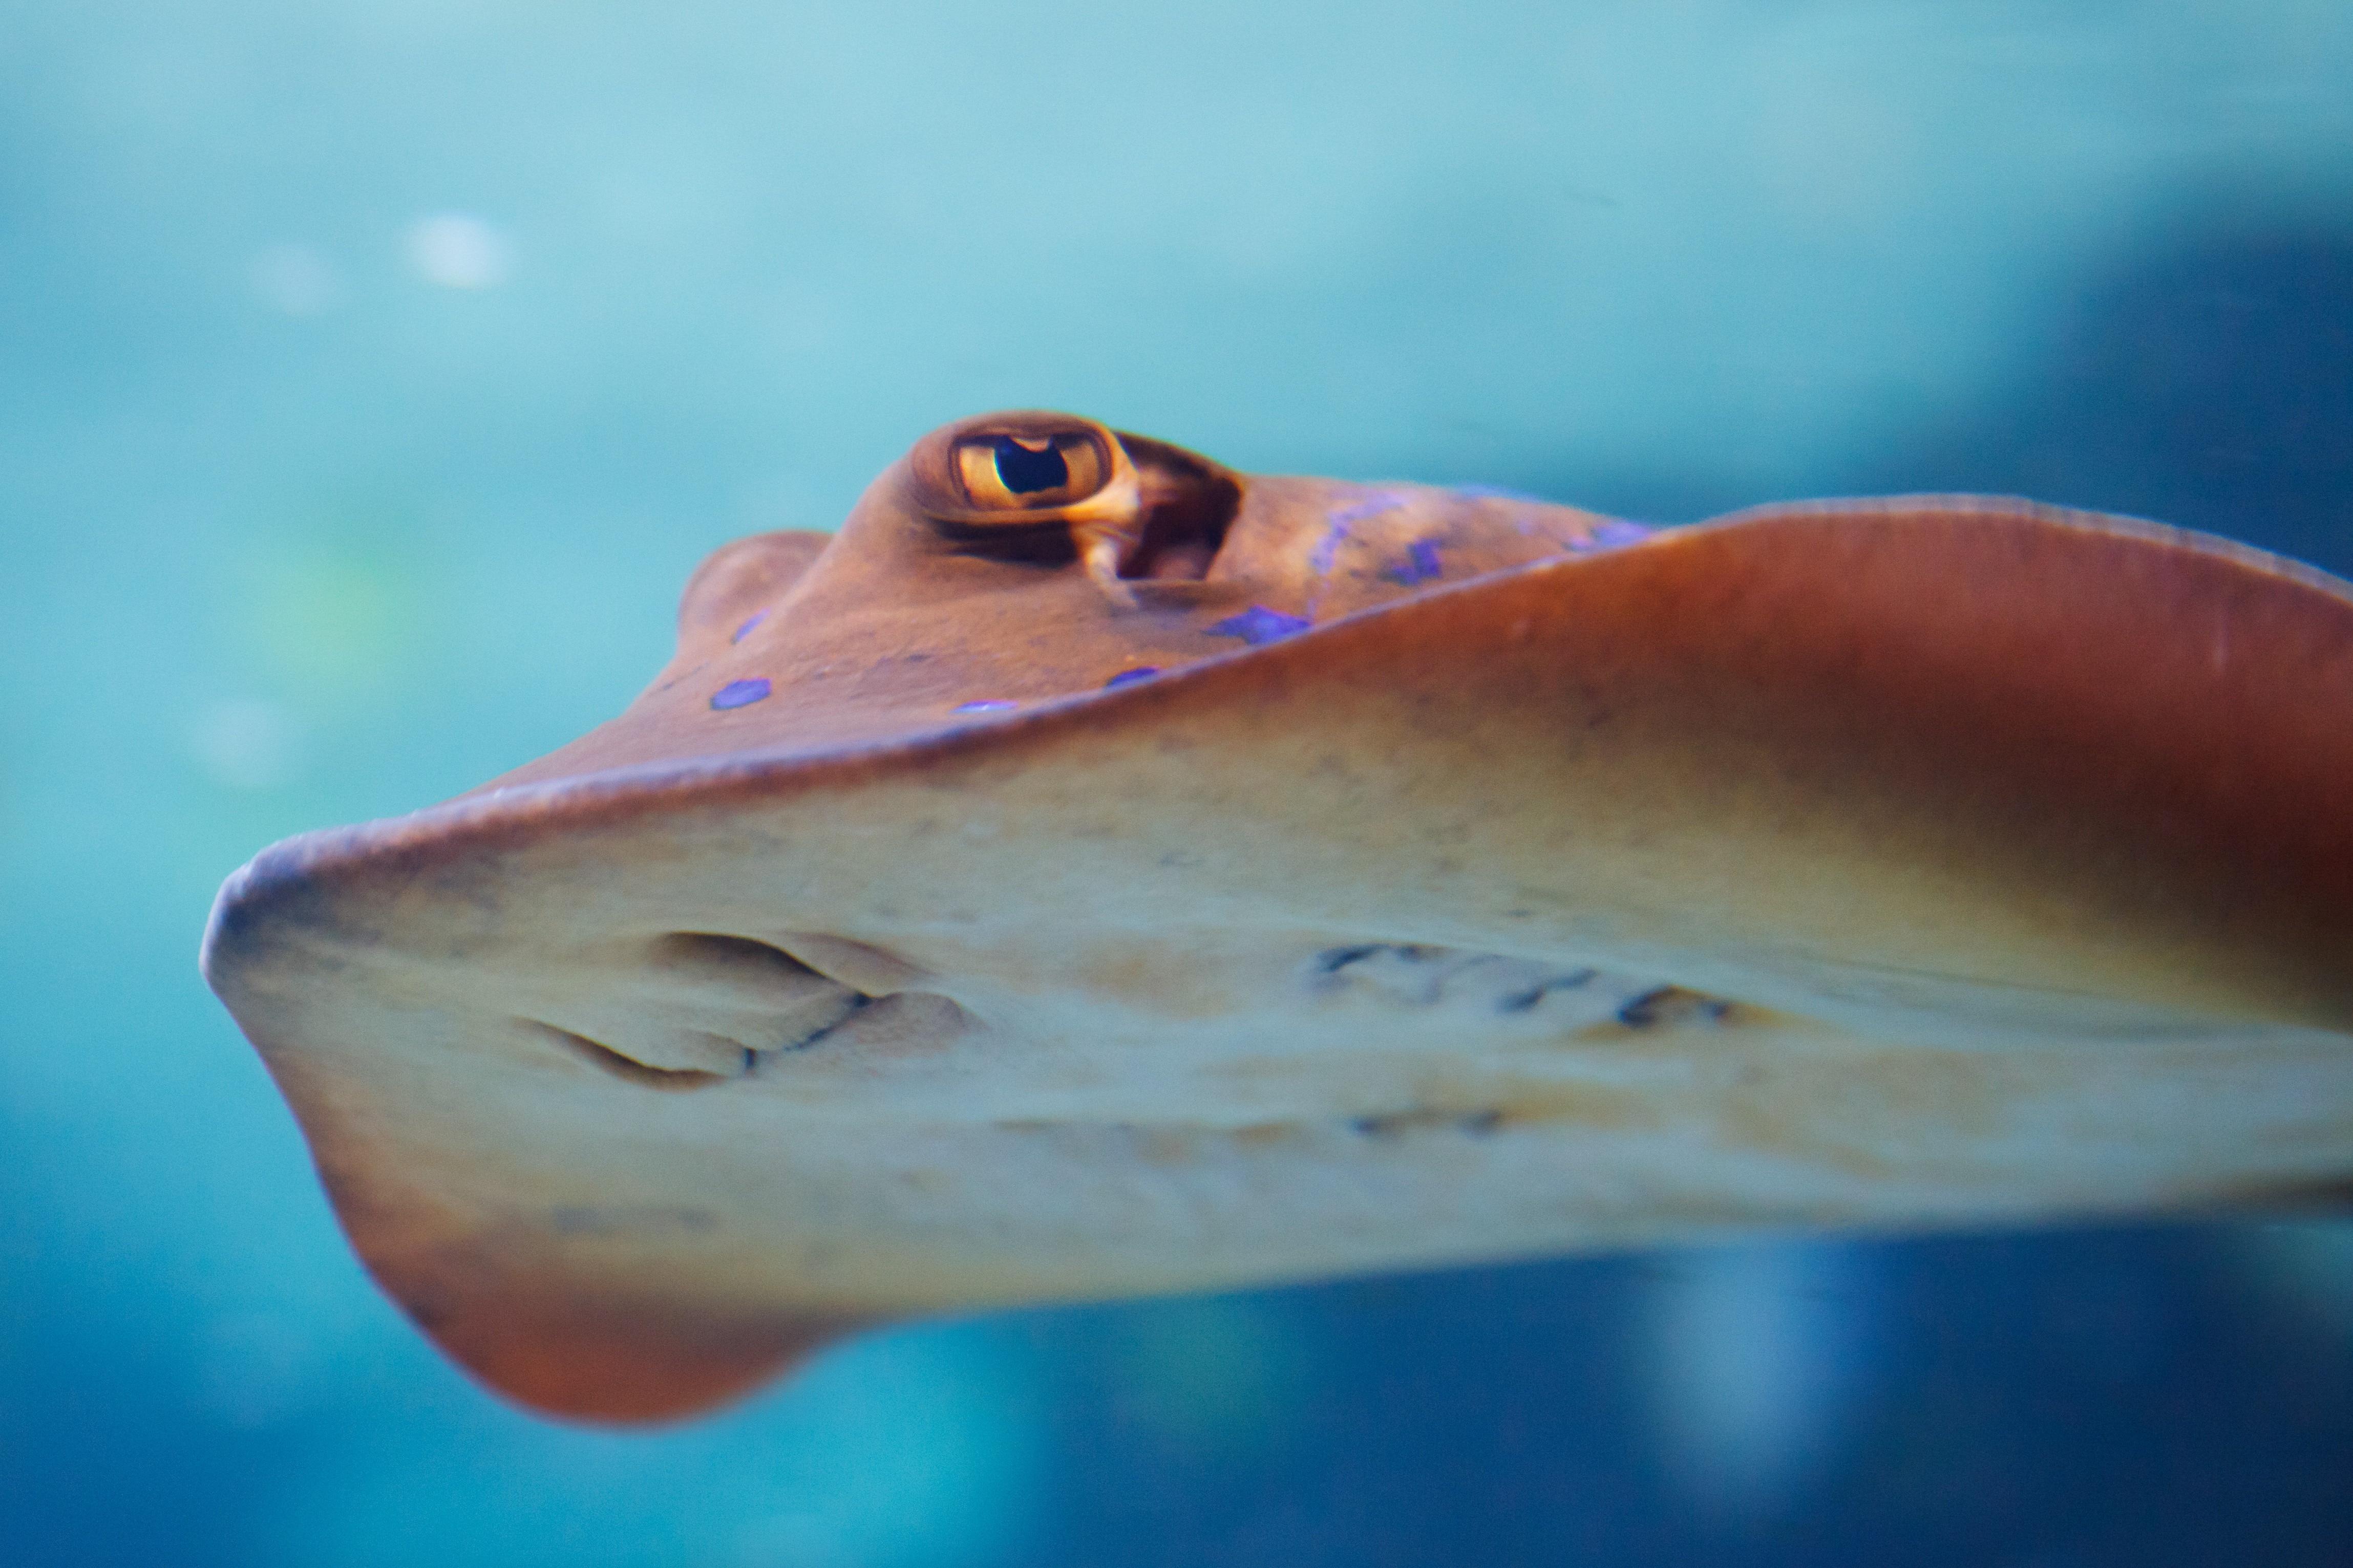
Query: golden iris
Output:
[[953, 432, 1108, 511]]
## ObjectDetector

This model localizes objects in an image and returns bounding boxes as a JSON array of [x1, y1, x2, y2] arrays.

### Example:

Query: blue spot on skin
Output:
[[710, 677, 771, 710], [1311, 493, 1405, 575], [952, 699, 1017, 714], [731, 611, 768, 643], [1209, 606, 1311, 646], [1104, 667, 1160, 689], [1310, 524, 1348, 575], [1451, 483, 1550, 503], [1329, 493, 1405, 526], [1382, 539, 1445, 585], [1568, 519, 1656, 552]]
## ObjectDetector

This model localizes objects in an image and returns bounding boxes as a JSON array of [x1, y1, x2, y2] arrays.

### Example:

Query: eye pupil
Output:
[[992, 435, 1069, 496]]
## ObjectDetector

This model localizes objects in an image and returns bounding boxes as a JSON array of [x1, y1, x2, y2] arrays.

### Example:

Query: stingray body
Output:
[[203, 411, 2353, 1422]]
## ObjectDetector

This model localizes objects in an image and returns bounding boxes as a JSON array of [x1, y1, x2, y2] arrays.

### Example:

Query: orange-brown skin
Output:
[[204, 412, 2353, 1423], [492, 412, 1620, 778]]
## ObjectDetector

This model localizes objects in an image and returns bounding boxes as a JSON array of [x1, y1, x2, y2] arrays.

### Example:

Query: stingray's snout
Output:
[[903, 410, 1243, 606]]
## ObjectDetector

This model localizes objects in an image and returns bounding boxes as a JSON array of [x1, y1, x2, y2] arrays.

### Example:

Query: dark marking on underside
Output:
[[1314, 943, 1445, 975], [1350, 1106, 1507, 1138], [1498, 969, 1598, 1013], [527, 1021, 730, 1091], [776, 993, 873, 1053], [1616, 987, 1733, 1028]]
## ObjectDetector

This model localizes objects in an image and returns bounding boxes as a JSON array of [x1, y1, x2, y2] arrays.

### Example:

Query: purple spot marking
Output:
[[1566, 519, 1657, 553], [1209, 606, 1311, 646], [952, 699, 1017, 714], [710, 677, 771, 711], [1309, 524, 1349, 575], [1104, 667, 1160, 689], [1381, 539, 1445, 586], [1329, 493, 1405, 526], [1451, 483, 1549, 503], [1311, 493, 1405, 575], [731, 610, 768, 643]]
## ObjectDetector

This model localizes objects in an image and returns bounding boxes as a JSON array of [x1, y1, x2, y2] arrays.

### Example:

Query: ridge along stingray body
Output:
[[203, 410, 2353, 1423]]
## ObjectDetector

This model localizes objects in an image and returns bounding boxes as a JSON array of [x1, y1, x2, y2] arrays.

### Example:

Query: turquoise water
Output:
[[4, 3, 2351, 1562]]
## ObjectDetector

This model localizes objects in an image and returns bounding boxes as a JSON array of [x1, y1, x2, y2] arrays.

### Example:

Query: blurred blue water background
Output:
[[4, 3, 2352, 1563]]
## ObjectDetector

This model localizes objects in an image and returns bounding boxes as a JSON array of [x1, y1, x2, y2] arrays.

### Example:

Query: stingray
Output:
[[202, 410, 2353, 1423]]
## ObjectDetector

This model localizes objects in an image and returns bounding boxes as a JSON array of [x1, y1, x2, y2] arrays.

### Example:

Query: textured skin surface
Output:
[[203, 414, 2353, 1422]]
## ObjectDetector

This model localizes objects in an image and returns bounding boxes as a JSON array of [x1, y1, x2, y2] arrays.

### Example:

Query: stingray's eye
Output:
[[906, 412, 1166, 599], [907, 412, 1130, 527], [953, 431, 1109, 511]]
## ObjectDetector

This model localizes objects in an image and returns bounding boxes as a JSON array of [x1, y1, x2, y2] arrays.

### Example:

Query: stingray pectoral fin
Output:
[[1097, 495, 2353, 1038], [205, 866, 863, 1425], [222, 1007, 859, 1423], [355, 1207, 852, 1424]]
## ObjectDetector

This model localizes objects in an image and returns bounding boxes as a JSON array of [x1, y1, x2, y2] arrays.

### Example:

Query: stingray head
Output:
[[204, 411, 2353, 1423]]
